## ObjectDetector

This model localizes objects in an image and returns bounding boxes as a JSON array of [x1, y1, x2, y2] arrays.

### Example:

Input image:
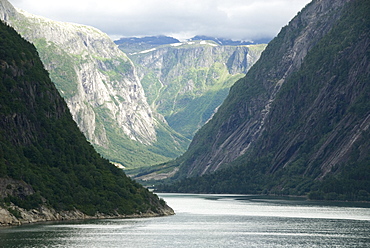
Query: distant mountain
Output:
[[115, 35, 180, 45], [129, 40, 266, 139], [115, 35, 270, 54], [156, 0, 370, 201], [114, 35, 269, 47], [0, 20, 173, 225], [189, 35, 271, 46], [115, 36, 180, 54], [0, 0, 188, 168]]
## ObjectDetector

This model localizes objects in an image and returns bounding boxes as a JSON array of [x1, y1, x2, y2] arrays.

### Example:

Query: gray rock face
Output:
[[0, 178, 35, 199], [125, 41, 266, 138], [1, 1, 156, 148], [0, 0, 15, 20], [0, 16, 176, 222], [0, 203, 174, 226], [0, 1, 191, 167], [175, 0, 354, 177], [133, 42, 263, 82]]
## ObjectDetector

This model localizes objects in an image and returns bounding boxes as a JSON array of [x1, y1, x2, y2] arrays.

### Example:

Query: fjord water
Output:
[[1, 194, 370, 248]]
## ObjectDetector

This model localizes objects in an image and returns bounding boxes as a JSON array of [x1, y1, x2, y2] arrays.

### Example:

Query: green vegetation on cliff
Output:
[[0, 21, 169, 216], [4, 6, 188, 169], [125, 42, 266, 139], [158, 0, 370, 201]]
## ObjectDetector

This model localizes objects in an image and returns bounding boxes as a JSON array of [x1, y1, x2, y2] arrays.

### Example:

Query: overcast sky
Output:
[[9, 0, 311, 41]]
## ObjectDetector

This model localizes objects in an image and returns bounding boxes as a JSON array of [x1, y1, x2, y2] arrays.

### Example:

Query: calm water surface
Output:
[[1, 193, 370, 247]]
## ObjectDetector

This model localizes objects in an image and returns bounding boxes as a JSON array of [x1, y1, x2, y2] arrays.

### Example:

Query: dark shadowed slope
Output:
[[159, 0, 370, 201], [0, 21, 172, 225]]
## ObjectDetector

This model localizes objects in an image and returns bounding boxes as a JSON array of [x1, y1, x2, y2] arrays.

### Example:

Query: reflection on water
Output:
[[1, 193, 370, 248]]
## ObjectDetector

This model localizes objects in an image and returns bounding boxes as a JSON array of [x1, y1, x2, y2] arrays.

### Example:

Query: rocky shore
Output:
[[0, 203, 174, 226]]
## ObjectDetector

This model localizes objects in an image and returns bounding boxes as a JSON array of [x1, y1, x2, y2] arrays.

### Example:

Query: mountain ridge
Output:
[[0, 20, 173, 225], [118, 37, 266, 139], [0, 0, 188, 168], [156, 0, 370, 201], [171, 0, 352, 177], [189, 35, 271, 46]]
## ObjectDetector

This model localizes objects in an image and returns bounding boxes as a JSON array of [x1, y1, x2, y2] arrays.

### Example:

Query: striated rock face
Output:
[[123, 40, 266, 138], [172, 0, 358, 178], [0, 0, 188, 167], [3, 8, 156, 146], [157, 0, 370, 200], [0, 18, 174, 225], [131, 41, 263, 78]]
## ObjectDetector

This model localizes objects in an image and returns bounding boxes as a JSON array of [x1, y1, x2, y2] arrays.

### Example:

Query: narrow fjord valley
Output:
[[0, 0, 266, 225], [155, 0, 370, 201], [0, 0, 266, 170], [0, 20, 173, 225], [0, 0, 369, 230], [0, 0, 188, 169]]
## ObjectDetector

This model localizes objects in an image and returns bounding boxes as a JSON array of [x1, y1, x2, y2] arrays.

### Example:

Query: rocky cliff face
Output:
[[2, 5, 155, 146], [0, 0, 187, 167], [122, 40, 266, 138], [0, 19, 173, 225], [159, 0, 370, 200], [160, 0, 370, 200], [171, 0, 353, 178]]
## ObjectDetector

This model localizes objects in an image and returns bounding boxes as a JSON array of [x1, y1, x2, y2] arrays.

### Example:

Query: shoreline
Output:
[[0, 203, 175, 227]]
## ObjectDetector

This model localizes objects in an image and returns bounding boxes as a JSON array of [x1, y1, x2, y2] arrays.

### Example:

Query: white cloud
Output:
[[9, 0, 311, 41]]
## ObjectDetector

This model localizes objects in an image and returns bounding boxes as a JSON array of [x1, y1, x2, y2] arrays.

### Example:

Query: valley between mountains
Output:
[[0, 0, 369, 223], [0, 0, 266, 169]]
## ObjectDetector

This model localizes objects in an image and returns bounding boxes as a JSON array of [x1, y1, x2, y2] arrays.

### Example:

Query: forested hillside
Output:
[[0, 0, 188, 169], [0, 21, 172, 225], [158, 0, 370, 201]]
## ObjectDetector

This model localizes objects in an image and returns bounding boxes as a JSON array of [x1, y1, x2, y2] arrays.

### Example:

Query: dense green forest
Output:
[[0, 21, 169, 216], [157, 0, 370, 201]]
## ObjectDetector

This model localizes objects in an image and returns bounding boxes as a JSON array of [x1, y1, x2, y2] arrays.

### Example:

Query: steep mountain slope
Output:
[[159, 0, 370, 200], [120, 39, 266, 138], [0, 0, 188, 168], [0, 20, 173, 225]]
